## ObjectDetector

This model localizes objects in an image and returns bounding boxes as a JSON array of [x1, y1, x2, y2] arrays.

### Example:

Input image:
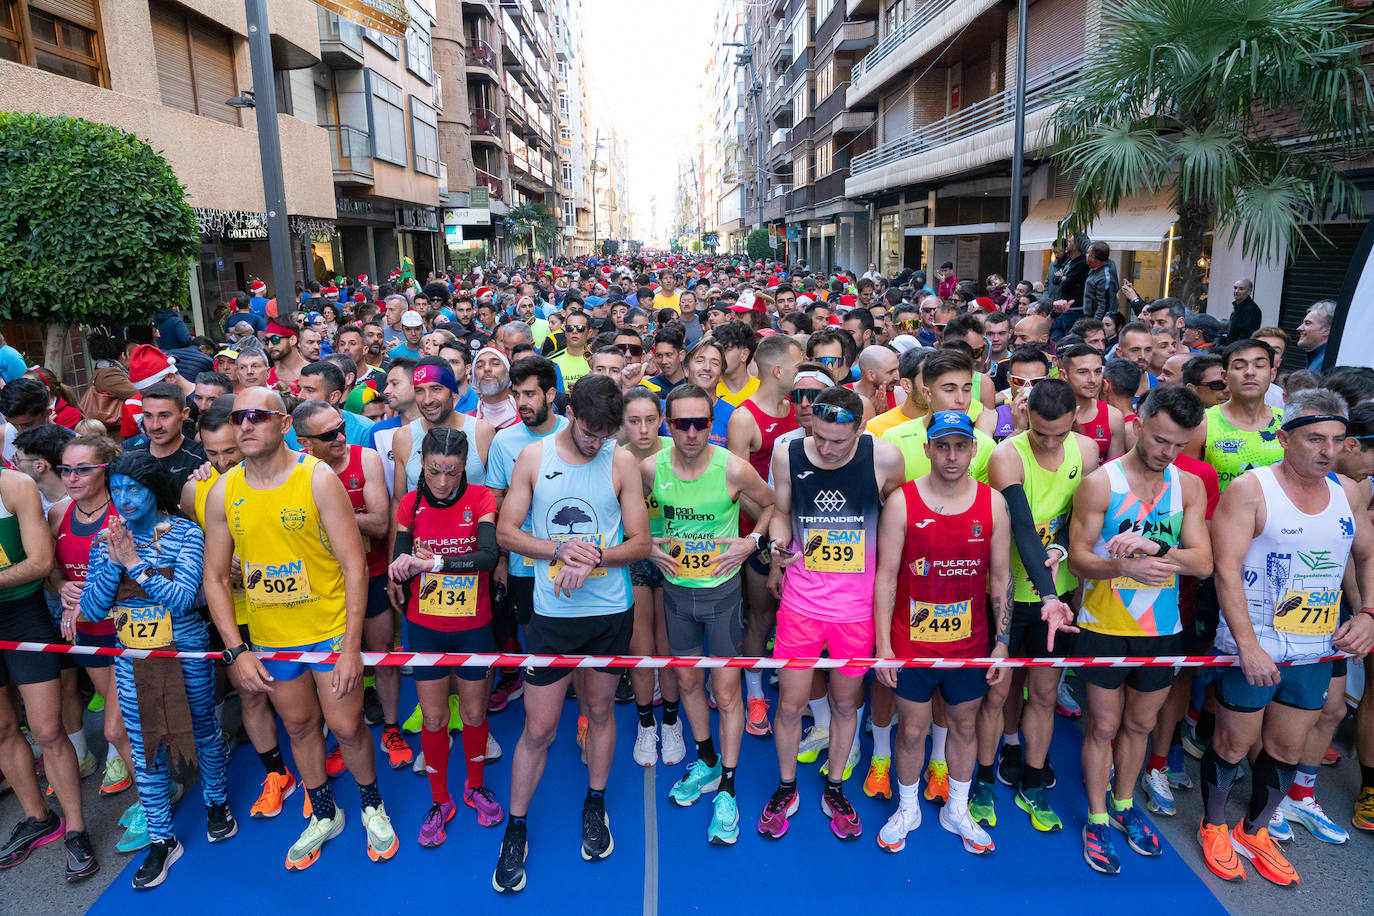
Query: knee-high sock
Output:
[[1200, 745, 1243, 828], [421, 726, 451, 804], [1244, 751, 1295, 833], [462, 719, 489, 789]]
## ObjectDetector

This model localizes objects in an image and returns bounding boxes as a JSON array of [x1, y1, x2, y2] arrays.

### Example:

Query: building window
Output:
[[410, 96, 439, 176], [561, 161, 573, 189], [815, 0, 835, 23], [793, 82, 809, 120], [558, 91, 569, 118], [369, 71, 408, 166], [557, 59, 567, 82], [562, 199, 575, 228], [1, 0, 107, 86], [149, 1, 237, 124], [816, 58, 833, 101], [792, 155, 809, 187], [404, 25, 432, 83], [559, 125, 571, 142], [365, 27, 399, 57], [815, 139, 833, 177], [790, 13, 809, 55]]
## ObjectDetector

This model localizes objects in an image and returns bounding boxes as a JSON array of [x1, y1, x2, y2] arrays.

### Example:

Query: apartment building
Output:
[[703, 0, 749, 253], [0, 0, 336, 326]]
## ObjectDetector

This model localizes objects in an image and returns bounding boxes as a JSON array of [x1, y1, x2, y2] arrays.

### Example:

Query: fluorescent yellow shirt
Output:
[[882, 417, 995, 483], [866, 405, 914, 439], [717, 376, 759, 408]]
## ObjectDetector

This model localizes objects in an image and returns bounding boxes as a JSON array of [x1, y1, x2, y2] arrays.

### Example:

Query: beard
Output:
[[476, 376, 509, 398]]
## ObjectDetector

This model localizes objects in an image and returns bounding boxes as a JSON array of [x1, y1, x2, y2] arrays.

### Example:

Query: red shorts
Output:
[[774, 605, 874, 678]]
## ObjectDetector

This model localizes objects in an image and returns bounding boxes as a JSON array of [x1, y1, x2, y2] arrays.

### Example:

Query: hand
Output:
[[874, 644, 898, 689], [386, 580, 407, 613], [1121, 279, 1137, 300], [1123, 555, 1178, 587], [707, 537, 755, 579], [190, 461, 216, 483], [622, 361, 646, 388], [1238, 644, 1280, 687], [60, 606, 80, 643], [389, 553, 432, 583], [493, 558, 508, 589], [331, 648, 363, 697], [553, 559, 594, 598], [767, 564, 783, 601], [1040, 597, 1079, 654], [556, 539, 602, 570], [986, 642, 1010, 686], [1333, 613, 1374, 657], [1053, 298, 1073, 315], [414, 543, 435, 561], [233, 651, 274, 693], [648, 538, 678, 576], [105, 517, 140, 570], [1011, 387, 1031, 431], [1104, 532, 1155, 559], [59, 580, 83, 613], [769, 540, 801, 568], [229, 555, 243, 586], [1044, 545, 1065, 582]]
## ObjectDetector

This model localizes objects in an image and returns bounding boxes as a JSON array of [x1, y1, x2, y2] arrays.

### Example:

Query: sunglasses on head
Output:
[[616, 343, 644, 357], [811, 402, 856, 424], [815, 356, 842, 367], [669, 416, 711, 432], [230, 408, 284, 426], [57, 463, 107, 478], [787, 387, 823, 405], [301, 421, 346, 443]]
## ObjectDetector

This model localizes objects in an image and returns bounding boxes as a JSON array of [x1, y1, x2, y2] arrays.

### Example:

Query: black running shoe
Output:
[[614, 671, 634, 705], [362, 685, 384, 727], [206, 803, 238, 843], [132, 838, 182, 889], [996, 743, 1023, 788], [1045, 758, 1056, 790], [580, 801, 613, 861], [0, 811, 63, 868], [492, 822, 528, 894], [63, 830, 98, 883]]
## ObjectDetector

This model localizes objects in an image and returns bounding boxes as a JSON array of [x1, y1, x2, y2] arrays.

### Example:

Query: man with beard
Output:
[[265, 320, 309, 394], [472, 346, 517, 430]]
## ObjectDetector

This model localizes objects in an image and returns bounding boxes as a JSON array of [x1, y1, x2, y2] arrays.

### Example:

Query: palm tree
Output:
[[505, 202, 558, 267], [1046, 0, 1373, 307]]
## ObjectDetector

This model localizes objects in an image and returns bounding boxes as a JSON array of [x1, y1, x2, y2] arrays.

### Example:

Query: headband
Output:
[[265, 321, 296, 338], [474, 346, 510, 370], [793, 370, 836, 388], [413, 364, 460, 394], [1281, 413, 1348, 432]]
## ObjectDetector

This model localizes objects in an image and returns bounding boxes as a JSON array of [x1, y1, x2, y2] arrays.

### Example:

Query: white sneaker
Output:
[[940, 803, 994, 854], [820, 739, 861, 781], [660, 719, 686, 767], [633, 723, 658, 767], [1141, 767, 1176, 816], [1056, 674, 1081, 717], [797, 725, 830, 763], [486, 733, 502, 763], [1280, 794, 1349, 844], [877, 805, 921, 852], [412, 750, 426, 775]]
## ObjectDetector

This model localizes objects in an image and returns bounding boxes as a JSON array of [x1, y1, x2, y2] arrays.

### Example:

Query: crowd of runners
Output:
[[1, 253, 1372, 894]]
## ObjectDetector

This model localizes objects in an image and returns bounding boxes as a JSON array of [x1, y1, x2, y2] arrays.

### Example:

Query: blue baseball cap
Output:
[[927, 411, 976, 440]]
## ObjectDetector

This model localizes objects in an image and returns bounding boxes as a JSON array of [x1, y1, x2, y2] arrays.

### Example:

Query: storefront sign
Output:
[[470, 186, 491, 208], [445, 207, 491, 226], [397, 206, 440, 232], [195, 208, 269, 240], [336, 196, 375, 217]]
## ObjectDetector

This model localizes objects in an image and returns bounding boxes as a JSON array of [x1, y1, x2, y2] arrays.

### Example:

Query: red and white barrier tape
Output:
[[0, 640, 1349, 670]]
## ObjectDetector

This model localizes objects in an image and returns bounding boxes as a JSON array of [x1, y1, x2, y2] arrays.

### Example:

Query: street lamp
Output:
[[225, 90, 256, 109], [590, 129, 606, 254]]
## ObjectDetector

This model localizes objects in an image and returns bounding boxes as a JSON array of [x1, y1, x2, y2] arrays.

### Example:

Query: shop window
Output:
[[0, 0, 107, 87], [149, 1, 238, 124]]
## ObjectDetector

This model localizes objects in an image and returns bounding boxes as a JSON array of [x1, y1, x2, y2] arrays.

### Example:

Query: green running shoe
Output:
[[402, 703, 423, 734], [668, 759, 722, 807], [285, 810, 345, 871], [1015, 786, 1062, 833], [707, 792, 740, 845], [969, 780, 998, 828]]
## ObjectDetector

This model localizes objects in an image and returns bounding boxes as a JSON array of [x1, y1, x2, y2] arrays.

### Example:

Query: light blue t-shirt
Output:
[[284, 410, 375, 450], [486, 415, 568, 578], [0, 345, 26, 382]]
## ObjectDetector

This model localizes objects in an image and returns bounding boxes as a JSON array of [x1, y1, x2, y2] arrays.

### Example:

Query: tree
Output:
[[1046, 0, 1373, 308], [551, 504, 592, 534], [505, 202, 558, 266], [0, 113, 198, 365], [746, 228, 773, 262]]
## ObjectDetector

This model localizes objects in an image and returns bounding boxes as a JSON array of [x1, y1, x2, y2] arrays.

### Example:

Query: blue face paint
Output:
[[109, 474, 158, 533]]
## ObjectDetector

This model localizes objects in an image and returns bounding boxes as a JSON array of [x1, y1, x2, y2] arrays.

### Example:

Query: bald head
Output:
[[1159, 352, 1190, 385], [1014, 315, 1051, 346], [858, 345, 896, 374], [236, 386, 286, 413]]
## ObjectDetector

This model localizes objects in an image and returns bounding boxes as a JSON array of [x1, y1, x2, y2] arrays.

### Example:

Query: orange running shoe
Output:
[[324, 744, 346, 778], [923, 760, 949, 805], [863, 755, 892, 800], [746, 697, 772, 736], [1197, 821, 1245, 882], [1231, 822, 1299, 886], [251, 771, 297, 819], [577, 715, 589, 764], [381, 728, 413, 769]]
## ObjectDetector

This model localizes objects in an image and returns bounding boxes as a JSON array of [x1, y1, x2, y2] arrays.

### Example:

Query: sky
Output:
[[581, 0, 715, 244]]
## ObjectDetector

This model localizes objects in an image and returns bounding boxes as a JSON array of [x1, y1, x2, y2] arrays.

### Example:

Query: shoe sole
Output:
[[707, 825, 739, 846], [99, 779, 132, 796], [876, 832, 906, 853], [1082, 849, 1121, 875], [0, 818, 65, 868], [207, 819, 239, 844], [285, 812, 346, 872], [1014, 795, 1061, 833], [670, 775, 721, 807], [251, 779, 298, 819], [942, 814, 994, 854], [1145, 798, 1176, 817], [757, 796, 800, 839], [1285, 809, 1349, 845], [1351, 815, 1374, 832], [1231, 835, 1297, 887], [864, 782, 891, 800], [491, 842, 528, 894], [580, 814, 613, 861], [132, 842, 182, 890], [923, 786, 948, 805], [746, 723, 772, 736], [66, 858, 100, 883], [367, 831, 400, 862]]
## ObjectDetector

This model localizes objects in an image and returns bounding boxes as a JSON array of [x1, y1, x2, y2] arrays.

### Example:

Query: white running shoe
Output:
[[660, 719, 686, 767], [939, 804, 994, 854], [797, 725, 830, 764], [633, 723, 658, 767], [1141, 767, 1176, 816], [1056, 674, 1081, 718], [877, 806, 921, 852], [486, 733, 502, 763], [1280, 794, 1349, 844], [820, 740, 861, 781]]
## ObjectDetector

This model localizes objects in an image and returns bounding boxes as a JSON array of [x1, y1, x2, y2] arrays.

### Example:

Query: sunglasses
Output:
[[815, 356, 842, 367], [934, 323, 947, 332], [1200, 379, 1228, 391], [811, 402, 856, 424], [264, 335, 286, 345], [1009, 374, 1048, 389], [424, 463, 464, 478], [669, 416, 711, 432], [894, 319, 919, 331], [616, 343, 644, 358], [301, 421, 346, 443], [230, 408, 285, 426], [970, 344, 987, 360], [787, 388, 823, 405], [565, 324, 589, 333], [58, 463, 108, 478]]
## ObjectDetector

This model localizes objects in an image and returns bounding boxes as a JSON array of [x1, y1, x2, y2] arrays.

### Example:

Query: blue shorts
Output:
[[895, 667, 991, 706], [1215, 658, 1332, 713], [73, 628, 117, 669], [404, 618, 495, 682], [253, 633, 345, 681]]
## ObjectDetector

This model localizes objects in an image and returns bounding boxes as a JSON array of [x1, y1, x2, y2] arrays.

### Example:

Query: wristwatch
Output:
[[1149, 538, 1172, 557], [221, 643, 250, 665]]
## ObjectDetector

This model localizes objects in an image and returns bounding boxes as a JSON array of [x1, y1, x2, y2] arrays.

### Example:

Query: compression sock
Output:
[[358, 780, 383, 812], [421, 726, 451, 804], [637, 703, 655, 728], [586, 788, 605, 807], [1363, 765, 1374, 791], [462, 719, 489, 789], [745, 670, 764, 701], [872, 722, 893, 759], [662, 700, 680, 727], [810, 697, 831, 731], [306, 783, 337, 822], [1243, 752, 1294, 834], [1196, 708, 1216, 744], [697, 737, 719, 768], [1287, 763, 1317, 802], [1200, 746, 1243, 827], [719, 766, 737, 797], [930, 724, 948, 764], [258, 746, 288, 777]]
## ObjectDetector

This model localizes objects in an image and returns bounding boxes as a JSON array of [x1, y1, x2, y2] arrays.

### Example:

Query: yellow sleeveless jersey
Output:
[[194, 471, 250, 626], [222, 453, 346, 647]]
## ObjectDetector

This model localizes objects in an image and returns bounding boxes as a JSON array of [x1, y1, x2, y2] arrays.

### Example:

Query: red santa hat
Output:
[[357, 274, 369, 286], [249, 280, 266, 296], [128, 345, 177, 389], [323, 285, 339, 299]]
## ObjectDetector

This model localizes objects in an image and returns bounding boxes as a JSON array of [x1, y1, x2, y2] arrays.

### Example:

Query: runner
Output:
[[80, 453, 231, 888], [472, 346, 518, 430], [1068, 385, 1212, 875], [392, 358, 494, 500], [202, 387, 397, 872], [883, 349, 997, 482], [645, 384, 775, 844], [491, 374, 650, 893], [388, 427, 503, 845], [983, 377, 1097, 833], [1060, 344, 1125, 464], [873, 411, 1011, 856], [713, 321, 760, 407], [726, 334, 803, 735], [760, 387, 905, 840], [1199, 388, 1374, 886], [549, 311, 593, 389], [1187, 339, 1283, 491], [368, 357, 419, 495], [123, 382, 207, 491], [681, 339, 734, 447], [292, 401, 409, 770]]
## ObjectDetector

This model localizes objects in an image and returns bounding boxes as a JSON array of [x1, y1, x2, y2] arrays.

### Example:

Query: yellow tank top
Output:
[[222, 453, 346, 647], [194, 471, 250, 627]]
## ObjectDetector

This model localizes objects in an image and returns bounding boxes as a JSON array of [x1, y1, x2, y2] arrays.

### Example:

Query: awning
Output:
[[1017, 191, 1177, 252]]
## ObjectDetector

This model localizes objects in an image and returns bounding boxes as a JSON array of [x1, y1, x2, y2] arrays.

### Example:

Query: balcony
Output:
[[833, 109, 875, 134], [772, 0, 787, 14], [847, 55, 1083, 195], [813, 170, 848, 206], [465, 39, 499, 78], [783, 47, 810, 91], [834, 19, 877, 53], [324, 124, 372, 186], [770, 37, 793, 71], [769, 89, 793, 123], [475, 166, 505, 202], [317, 9, 363, 68], [772, 183, 792, 199], [471, 108, 503, 146], [813, 87, 845, 127], [848, 0, 998, 104], [788, 115, 814, 151], [786, 185, 813, 212], [463, 0, 497, 17]]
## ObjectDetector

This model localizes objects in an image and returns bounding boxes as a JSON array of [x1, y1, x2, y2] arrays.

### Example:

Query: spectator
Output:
[[0, 331, 27, 382], [1226, 278, 1261, 344], [1297, 300, 1335, 371], [1084, 240, 1120, 320]]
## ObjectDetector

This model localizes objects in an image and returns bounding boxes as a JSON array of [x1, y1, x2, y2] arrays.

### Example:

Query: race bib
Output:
[[243, 560, 314, 605], [909, 599, 972, 643], [645, 493, 662, 520], [1112, 573, 1178, 591], [417, 572, 478, 617], [116, 604, 172, 649], [0, 541, 10, 571], [1035, 516, 1063, 548], [669, 537, 723, 579], [1274, 588, 1340, 636], [521, 554, 534, 570], [548, 534, 608, 580], [802, 528, 865, 573]]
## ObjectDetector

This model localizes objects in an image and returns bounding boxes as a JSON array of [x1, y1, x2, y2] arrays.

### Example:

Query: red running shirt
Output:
[[1077, 400, 1112, 465], [56, 502, 115, 636], [340, 445, 389, 577], [395, 485, 496, 632]]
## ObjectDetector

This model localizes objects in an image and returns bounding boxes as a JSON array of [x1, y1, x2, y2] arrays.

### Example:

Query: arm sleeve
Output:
[[1001, 483, 1059, 601], [392, 530, 414, 562], [440, 522, 499, 573]]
